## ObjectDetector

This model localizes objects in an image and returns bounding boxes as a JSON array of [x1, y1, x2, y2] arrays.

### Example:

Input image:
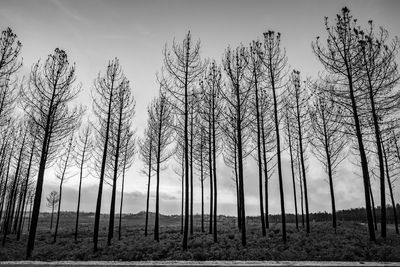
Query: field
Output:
[[1, 212, 400, 262]]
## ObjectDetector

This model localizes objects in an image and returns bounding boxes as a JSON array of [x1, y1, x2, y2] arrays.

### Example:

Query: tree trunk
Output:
[[208, 118, 213, 235], [3, 131, 26, 245], [180, 151, 184, 235], [369, 181, 378, 231], [345, 62, 375, 241], [17, 139, 36, 240], [295, 88, 310, 234], [287, 116, 299, 230], [235, 54, 246, 246], [145, 139, 152, 237], [53, 180, 63, 243], [234, 145, 241, 231], [182, 36, 190, 251], [154, 100, 164, 242], [200, 138, 204, 233], [107, 99, 124, 246], [321, 109, 336, 232], [93, 79, 115, 252], [254, 74, 266, 236], [382, 143, 399, 234], [118, 152, 127, 241], [50, 203, 54, 230], [363, 49, 386, 238], [298, 150, 305, 228], [260, 114, 269, 229], [75, 139, 87, 242], [190, 108, 194, 236], [212, 93, 218, 243], [270, 67, 286, 242]]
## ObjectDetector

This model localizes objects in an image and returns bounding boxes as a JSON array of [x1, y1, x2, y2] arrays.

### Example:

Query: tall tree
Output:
[[222, 46, 252, 246], [91, 58, 126, 251], [313, 7, 376, 241], [162, 31, 206, 249], [283, 99, 299, 230], [146, 93, 174, 242], [356, 23, 400, 238], [309, 82, 347, 232], [199, 61, 222, 241], [286, 70, 311, 233], [118, 130, 136, 240], [53, 133, 76, 243], [138, 128, 154, 237], [259, 30, 289, 242], [73, 122, 93, 241], [247, 41, 266, 236], [107, 78, 135, 245], [21, 48, 82, 257]]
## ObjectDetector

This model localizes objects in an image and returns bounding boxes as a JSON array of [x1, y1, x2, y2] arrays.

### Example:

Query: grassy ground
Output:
[[1, 212, 399, 261]]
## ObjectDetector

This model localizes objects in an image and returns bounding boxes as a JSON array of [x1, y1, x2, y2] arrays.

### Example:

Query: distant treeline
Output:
[[38, 205, 400, 225]]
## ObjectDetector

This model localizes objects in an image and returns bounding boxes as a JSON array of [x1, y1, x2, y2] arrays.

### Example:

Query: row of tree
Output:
[[0, 6, 399, 258]]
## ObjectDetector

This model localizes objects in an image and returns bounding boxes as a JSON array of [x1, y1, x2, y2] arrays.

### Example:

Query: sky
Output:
[[0, 0, 400, 216]]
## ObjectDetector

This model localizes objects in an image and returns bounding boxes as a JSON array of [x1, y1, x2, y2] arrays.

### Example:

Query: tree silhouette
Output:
[[222, 45, 252, 246], [286, 70, 311, 233], [199, 60, 223, 241], [107, 78, 135, 245], [259, 30, 289, 242], [0, 27, 21, 134], [162, 31, 206, 249], [138, 127, 154, 237], [91, 58, 126, 251], [21, 48, 82, 257], [46, 191, 59, 232], [53, 133, 76, 243], [73, 122, 93, 241], [309, 82, 347, 232], [146, 92, 174, 242], [313, 7, 376, 241]]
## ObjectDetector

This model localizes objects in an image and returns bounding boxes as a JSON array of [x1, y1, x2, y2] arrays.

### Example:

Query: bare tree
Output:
[[16, 122, 39, 240], [198, 61, 222, 241], [259, 30, 289, 242], [118, 130, 136, 240], [247, 41, 268, 236], [309, 82, 347, 232], [73, 122, 93, 241], [46, 191, 59, 231], [147, 93, 174, 242], [312, 7, 376, 241], [21, 48, 82, 256], [283, 99, 299, 230], [286, 70, 311, 233], [107, 80, 135, 245], [2, 121, 28, 245], [53, 133, 76, 243], [222, 46, 252, 246], [0, 27, 21, 133], [384, 128, 400, 234], [107, 79, 135, 245], [356, 23, 400, 238], [162, 31, 206, 249], [138, 128, 154, 237], [91, 58, 126, 251]]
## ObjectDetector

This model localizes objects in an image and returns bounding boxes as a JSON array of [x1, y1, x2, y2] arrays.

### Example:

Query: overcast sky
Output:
[[1, 0, 399, 216]]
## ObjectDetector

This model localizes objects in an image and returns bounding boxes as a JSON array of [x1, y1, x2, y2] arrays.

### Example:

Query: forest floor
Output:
[[0, 212, 399, 262]]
